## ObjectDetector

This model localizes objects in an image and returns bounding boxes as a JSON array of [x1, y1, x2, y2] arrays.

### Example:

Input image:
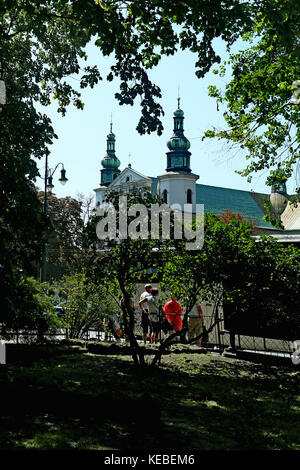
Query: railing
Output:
[[2, 315, 297, 359], [3, 328, 109, 344]]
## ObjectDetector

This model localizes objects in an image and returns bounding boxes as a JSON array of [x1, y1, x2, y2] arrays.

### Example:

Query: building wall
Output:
[[158, 174, 198, 213]]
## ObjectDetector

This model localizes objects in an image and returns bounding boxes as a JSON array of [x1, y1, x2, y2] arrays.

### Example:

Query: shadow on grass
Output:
[[0, 344, 299, 450]]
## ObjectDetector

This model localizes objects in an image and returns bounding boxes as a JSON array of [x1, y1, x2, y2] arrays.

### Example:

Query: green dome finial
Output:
[[174, 94, 184, 117], [107, 116, 115, 140]]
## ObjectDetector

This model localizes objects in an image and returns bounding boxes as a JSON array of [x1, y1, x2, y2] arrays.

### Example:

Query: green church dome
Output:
[[167, 135, 191, 151], [174, 108, 184, 117], [101, 156, 121, 169]]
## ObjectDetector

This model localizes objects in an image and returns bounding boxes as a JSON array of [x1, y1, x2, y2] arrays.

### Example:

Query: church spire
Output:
[[100, 120, 121, 187], [166, 98, 191, 173], [177, 85, 181, 110]]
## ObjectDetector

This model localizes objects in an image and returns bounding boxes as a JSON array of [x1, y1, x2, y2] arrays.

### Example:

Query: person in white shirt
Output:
[[145, 288, 160, 344], [139, 284, 152, 344]]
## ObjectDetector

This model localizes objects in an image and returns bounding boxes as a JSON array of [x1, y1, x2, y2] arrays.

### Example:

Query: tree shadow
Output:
[[0, 346, 299, 450]]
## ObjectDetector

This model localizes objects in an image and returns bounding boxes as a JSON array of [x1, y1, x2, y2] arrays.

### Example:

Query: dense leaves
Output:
[[160, 213, 300, 343], [0, 277, 61, 339], [223, 236, 300, 339], [1, 0, 259, 133], [0, 0, 93, 323], [37, 191, 86, 281], [55, 273, 115, 339], [206, 0, 300, 191]]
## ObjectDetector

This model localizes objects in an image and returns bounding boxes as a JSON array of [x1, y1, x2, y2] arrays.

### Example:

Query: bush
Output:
[[0, 277, 62, 341]]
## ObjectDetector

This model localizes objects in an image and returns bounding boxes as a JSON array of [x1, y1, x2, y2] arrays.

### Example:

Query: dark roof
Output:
[[196, 183, 273, 228]]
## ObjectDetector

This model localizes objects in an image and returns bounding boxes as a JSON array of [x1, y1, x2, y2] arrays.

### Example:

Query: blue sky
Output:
[[35, 37, 297, 201]]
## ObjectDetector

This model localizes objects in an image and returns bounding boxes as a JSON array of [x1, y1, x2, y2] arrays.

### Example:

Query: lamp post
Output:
[[40, 156, 68, 282]]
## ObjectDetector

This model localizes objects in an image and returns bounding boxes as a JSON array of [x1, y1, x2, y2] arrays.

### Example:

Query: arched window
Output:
[[163, 189, 168, 203], [187, 189, 192, 204]]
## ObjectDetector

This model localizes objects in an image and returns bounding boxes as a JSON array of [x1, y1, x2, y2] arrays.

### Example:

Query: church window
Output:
[[163, 189, 168, 203], [187, 189, 192, 204]]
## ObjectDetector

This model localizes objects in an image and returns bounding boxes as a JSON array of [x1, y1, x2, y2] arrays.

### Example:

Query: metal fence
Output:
[[203, 313, 296, 359], [2, 312, 297, 360]]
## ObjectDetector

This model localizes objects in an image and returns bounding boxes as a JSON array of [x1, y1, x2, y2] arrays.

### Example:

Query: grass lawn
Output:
[[0, 343, 299, 450]]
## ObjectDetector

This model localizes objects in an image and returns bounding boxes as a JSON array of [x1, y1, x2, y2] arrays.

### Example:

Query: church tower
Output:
[[158, 98, 199, 211], [166, 97, 192, 173], [100, 121, 121, 187]]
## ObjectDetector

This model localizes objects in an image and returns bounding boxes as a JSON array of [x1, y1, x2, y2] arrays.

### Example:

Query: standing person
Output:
[[145, 288, 160, 344], [124, 300, 135, 342], [188, 302, 204, 347], [104, 314, 121, 341], [164, 295, 183, 341], [139, 284, 152, 344], [114, 313, 121, 339]]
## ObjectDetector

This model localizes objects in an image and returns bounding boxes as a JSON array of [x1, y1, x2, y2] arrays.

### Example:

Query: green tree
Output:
[[57, 272, 115, 339], [37, 191, 86, 281], [85, 189, 166, 365], [205, 0, 300, 197], [0, 1, 99, 323], [0, 277, 61, 341], [0, 0, 258, 136], [222, 235, 300, 340], [153, 211, 300, 363], [152, 213, 254, 364], [198, 215, 300, 340]]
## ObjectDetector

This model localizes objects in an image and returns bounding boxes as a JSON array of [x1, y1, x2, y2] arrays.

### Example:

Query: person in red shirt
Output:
[[164, 295, 183, 339]]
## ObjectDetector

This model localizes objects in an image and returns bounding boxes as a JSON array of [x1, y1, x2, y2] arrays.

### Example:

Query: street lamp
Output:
[[40, 156, 68, 282]]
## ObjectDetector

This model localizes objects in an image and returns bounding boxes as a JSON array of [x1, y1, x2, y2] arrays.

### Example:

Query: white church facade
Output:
[[94, 100, 300, 242]]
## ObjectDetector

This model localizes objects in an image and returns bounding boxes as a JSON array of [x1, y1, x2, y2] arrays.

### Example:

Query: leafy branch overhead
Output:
[[205, 0, 300, 189], [1, 0, 260, 134]]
